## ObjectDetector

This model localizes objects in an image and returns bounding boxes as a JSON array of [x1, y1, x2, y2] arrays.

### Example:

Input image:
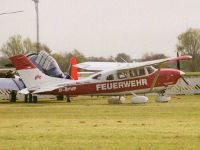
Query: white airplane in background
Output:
[[9, 54, 191, 104]]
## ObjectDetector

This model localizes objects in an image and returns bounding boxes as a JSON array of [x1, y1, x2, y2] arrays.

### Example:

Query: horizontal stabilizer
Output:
[[32, 86, 59, 94], [18, 88, 29, 94], [0, 78, 25, 91]]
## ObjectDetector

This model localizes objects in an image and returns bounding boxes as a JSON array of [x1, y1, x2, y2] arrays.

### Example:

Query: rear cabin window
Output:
[[129, 69, 138, 77], [146, 66, 154, 74], [118, 72, 127, 79], [107, 74, 114, 80], [138, 68, 146, 76], [92, 74, 102, 80]]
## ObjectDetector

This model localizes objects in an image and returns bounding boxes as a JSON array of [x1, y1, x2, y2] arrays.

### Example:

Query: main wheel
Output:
[[66, 95, 71, 103]]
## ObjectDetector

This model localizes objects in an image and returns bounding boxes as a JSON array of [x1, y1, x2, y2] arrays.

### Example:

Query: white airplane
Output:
[[9, 54, 191, 104]]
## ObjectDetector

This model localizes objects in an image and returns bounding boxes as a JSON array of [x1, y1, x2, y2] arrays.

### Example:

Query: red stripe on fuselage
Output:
[[40, 69, 180, 96]]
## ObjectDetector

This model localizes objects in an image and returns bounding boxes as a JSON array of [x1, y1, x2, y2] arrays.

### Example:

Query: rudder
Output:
[[66, 57, 78, 80]]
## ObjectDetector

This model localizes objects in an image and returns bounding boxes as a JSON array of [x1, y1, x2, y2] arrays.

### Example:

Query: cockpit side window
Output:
[[138, 68, 146, 76], [106, 74, 114, 80], [118, 72, 127, 79], [92, 74, 102, 80], [129, 69, 138, 77]]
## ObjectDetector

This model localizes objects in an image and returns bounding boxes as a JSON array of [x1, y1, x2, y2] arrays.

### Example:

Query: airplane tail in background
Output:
[[66, 57, 78, 80], [9, 54, 63, 90]]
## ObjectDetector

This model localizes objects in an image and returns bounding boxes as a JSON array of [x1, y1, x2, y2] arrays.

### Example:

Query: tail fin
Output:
[[66, 57, 78, 80], [9, 54, 59, 89]]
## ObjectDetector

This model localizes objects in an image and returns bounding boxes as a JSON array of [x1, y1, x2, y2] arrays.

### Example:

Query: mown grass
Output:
[[0, 95, 200, 150]]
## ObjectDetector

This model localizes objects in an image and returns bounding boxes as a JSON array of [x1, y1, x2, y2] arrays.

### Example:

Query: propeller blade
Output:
[[177, 52, 189, 85], [177, 52, 181, 70], [181, 76, 189, 85]]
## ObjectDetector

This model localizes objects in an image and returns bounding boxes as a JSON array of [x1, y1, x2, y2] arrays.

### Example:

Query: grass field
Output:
[[0, 95, 200, 150]]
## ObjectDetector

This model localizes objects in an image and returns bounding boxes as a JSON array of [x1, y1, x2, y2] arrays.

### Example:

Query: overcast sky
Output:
[[1, 0, 200, 59]]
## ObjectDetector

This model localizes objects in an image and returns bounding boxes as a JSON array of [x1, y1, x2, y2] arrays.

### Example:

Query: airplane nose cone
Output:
[[179, 70, 185, 76]]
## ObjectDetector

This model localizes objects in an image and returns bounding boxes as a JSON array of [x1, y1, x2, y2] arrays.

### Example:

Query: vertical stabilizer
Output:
[[10, 54, 62, 89], [67, 57, 78, 80]]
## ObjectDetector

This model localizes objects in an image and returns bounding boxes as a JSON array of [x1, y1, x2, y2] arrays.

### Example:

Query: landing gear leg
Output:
[[9, 90, 17, 102], [57, 95, 64, 101], [28, 94, 32, 103], [66, 95, 71, 103], [33, 95, 38, 103], [24, 94, 28, 103]]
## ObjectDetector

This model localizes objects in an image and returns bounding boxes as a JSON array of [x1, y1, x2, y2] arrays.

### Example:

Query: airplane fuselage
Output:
[[9, 54, 190, 97], [41, 68, 181, 96]]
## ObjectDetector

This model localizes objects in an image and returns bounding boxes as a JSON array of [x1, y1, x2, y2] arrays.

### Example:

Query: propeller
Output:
[[177, 52, 181, 70], [177, 52, 189, 85], [180, 76, 189, 85]]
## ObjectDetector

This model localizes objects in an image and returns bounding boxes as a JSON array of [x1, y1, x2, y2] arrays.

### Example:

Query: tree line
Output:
[[1, 28, 200, 72]]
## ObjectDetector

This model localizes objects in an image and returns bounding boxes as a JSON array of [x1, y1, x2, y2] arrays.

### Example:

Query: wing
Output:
[[75, 62, 132, 71], [0, 78, 26, 91], [117, 55, 192, 71], [77, 71, 95, 75], [75, 56, 191, 71]]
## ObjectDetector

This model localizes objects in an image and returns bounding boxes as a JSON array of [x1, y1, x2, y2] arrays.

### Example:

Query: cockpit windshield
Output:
[[92, 74, 102, 80], [107, 74, 114, 80], [146, 66, 156, 74]]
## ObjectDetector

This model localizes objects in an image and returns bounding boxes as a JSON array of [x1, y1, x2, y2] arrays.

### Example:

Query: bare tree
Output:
[[177, 28, 200, 71], [0, 35, 51, 57], [142, 52, 167, 61], [115, 53, 132, 62]]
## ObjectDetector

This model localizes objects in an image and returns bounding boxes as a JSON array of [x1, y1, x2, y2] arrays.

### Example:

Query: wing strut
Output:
[[149, 63, 164, 92]]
